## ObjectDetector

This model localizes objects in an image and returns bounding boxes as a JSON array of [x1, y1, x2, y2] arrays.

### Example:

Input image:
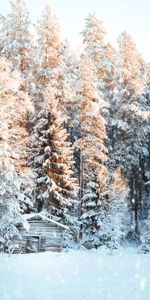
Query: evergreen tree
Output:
[[109, 31, 148, 236], [0, 121, 27, 252], [0, 0, 34, 80], [30, 86, 77, 227], [75, 53, 108, 241], [81, 13, 118, 171], [0, 55, 34, 212], [98, 168, 130, 249], [34, 4, 63, 104], [81, 168, 129, 249], [81, 13, 117, 101], [76, 53, 107, 173], [82, 13, 107, 73], [137, 64, 150, 247], [56, 40, 79, 121]]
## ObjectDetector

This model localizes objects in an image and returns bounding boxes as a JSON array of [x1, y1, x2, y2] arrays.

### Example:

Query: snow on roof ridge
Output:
[[23, 212, 69, 230]]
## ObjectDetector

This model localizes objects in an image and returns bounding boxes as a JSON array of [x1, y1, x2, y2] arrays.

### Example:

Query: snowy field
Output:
[[0, 249, 150, 300]]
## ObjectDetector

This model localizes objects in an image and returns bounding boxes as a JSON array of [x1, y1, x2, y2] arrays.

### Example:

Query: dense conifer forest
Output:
[[0, 0, 150, 252]]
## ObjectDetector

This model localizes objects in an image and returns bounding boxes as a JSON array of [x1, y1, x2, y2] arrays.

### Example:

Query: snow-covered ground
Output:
[[0, 248, 150, 300]]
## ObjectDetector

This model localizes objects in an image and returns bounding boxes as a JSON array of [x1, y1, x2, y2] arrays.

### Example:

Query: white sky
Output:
[[1, 0, 150, 61]]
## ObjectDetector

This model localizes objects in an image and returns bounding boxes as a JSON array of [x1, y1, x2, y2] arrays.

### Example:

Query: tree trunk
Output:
[[131, 165, 139, 236], [79, 143, 84, 240]]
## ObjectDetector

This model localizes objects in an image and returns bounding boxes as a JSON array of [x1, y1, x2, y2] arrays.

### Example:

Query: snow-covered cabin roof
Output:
[[23, 213, 69, 230]]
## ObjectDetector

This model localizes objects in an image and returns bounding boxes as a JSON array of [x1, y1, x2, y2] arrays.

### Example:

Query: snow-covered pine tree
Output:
[[139, 204, 150, 253], [34, 4, 63, 105], [0, 55, 34, 212], [81, 13, 107, 77], [109, 31, 148, 236], [81, 13, 119, 170], [75, 52, 108, 242], [137, 64, 150, 247], [34, 5, 78, 128], [0, 169, 22, 253], [0, 0, 34, 86], [30, 86, 77, 228], [81, 166, 109, 248], [36, 4, 62, 70], [81, 13, 117, 102], [81, 167, 130, 249], [0, 121, 27, 252], [56, 40, 79, 123], [98, 168, 130, 249]]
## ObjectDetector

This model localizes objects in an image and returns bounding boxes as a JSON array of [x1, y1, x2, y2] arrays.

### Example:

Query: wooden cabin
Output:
[[12, 213, 68, 254]]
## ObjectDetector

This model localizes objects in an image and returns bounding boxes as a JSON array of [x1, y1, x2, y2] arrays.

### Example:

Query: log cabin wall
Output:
[[13, 216, 65, 253]]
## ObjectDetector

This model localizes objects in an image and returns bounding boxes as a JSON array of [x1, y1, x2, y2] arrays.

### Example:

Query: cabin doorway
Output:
[[26, 236, 46, 253]]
